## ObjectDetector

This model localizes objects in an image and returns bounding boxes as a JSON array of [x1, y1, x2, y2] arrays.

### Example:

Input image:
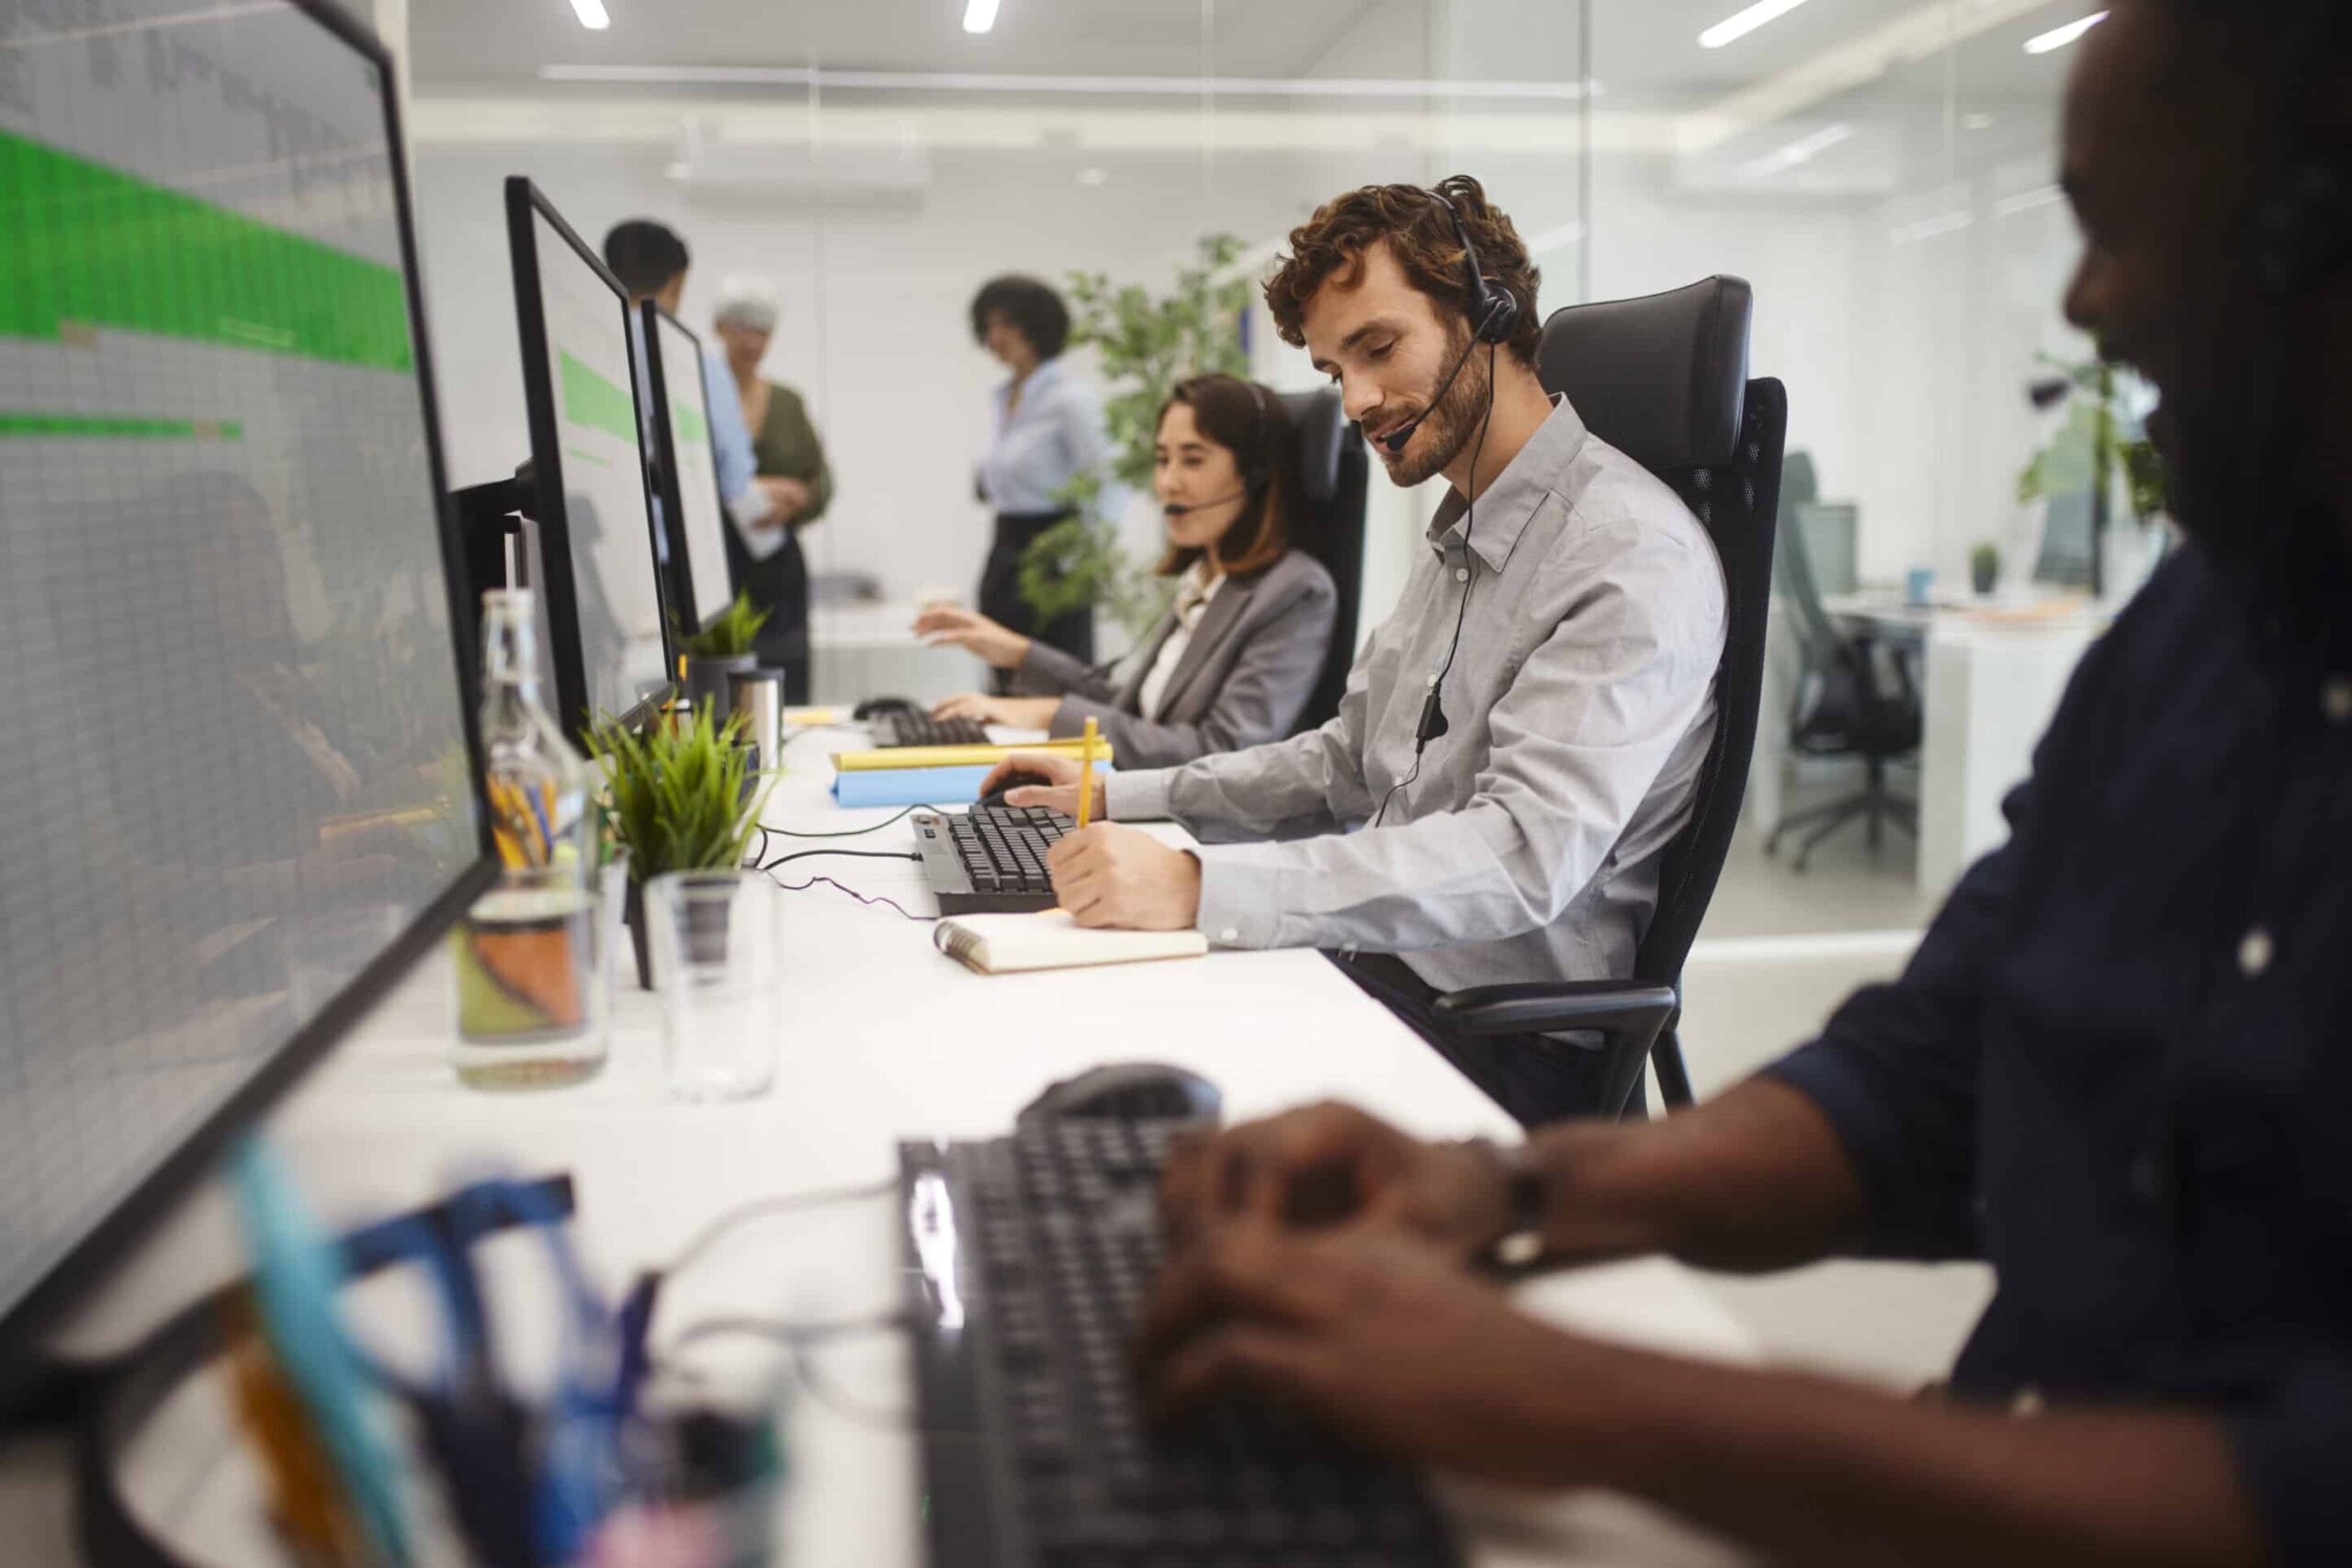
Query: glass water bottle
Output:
[[449, 589, 609, 1089]]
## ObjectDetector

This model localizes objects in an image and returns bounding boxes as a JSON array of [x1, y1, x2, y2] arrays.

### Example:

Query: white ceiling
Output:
[[410, 0, 1380, 88]]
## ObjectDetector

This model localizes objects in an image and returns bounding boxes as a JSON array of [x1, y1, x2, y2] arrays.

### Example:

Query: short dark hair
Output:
[[1155, 376, 1298, 580], [968, 275, 1071, 361], [1263, 175, 1543, 367], [602, 219, 690, 299]]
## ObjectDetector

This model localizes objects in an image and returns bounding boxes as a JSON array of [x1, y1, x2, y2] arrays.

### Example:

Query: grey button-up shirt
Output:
[[1104, 395, 1728, 996]]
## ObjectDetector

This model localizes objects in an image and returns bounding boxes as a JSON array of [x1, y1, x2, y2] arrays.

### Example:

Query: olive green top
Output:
[[748, 381, 832, 525]]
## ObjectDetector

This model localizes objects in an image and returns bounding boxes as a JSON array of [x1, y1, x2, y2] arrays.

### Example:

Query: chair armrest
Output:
[[1430, 979, 1680, 1043]]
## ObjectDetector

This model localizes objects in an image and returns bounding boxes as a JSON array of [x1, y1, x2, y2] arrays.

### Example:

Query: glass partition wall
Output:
[[401, 0, 2102, 682]]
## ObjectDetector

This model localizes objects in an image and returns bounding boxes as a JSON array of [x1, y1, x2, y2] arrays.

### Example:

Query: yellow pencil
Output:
[[1076, 717, 1098, 831]]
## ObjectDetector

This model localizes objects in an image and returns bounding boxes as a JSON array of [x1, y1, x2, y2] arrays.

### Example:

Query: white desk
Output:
[[0, 728, 1757, 1568], [1795, 592, 2107, 897]]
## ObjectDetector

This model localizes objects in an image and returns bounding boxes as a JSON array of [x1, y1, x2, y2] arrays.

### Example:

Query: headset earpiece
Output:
[[2252, 0, 2352, 296], [1427, 186, 1519, 346]]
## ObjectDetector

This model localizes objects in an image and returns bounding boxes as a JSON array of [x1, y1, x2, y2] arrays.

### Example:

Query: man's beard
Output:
[[1383, 327, 1494, 489]]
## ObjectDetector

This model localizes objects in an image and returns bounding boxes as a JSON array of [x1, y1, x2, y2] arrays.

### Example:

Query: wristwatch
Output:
[[1467, 1138, 1551, 1274]]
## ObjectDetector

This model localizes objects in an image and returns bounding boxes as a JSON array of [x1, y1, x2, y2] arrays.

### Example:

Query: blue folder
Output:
[[831, 764, 994, 808]]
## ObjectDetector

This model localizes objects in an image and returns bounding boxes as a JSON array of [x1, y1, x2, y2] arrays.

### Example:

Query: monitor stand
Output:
[[450, 459, 537, 598]]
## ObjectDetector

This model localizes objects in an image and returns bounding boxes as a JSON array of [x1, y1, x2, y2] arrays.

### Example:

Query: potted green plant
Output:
[[1019, 233, 1251, 639], [676, 592, 769, 718], [1970, 542, 2001, 597], [588, 702, 773, 988]]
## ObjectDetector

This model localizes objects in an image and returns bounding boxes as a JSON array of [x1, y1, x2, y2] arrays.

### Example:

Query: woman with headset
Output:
[[913, 375, 1339, 770]]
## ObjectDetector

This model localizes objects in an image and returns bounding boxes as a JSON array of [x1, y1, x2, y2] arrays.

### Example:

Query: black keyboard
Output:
[[899, 1122, 1460, 1568], [913, 804, 1072, 914], [872, 710, 989, 748]]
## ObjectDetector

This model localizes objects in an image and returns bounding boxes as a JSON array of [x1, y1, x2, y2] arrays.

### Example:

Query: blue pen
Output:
[[228, 1139, 413, 1567]]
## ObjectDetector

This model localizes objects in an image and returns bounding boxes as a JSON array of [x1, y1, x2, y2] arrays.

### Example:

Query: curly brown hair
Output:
[[1263, 175, 1542, 367]]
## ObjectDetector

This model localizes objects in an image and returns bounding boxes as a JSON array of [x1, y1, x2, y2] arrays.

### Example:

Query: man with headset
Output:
[[1136, 3, 2352, 1563], [989, 176, 1729, 1122]]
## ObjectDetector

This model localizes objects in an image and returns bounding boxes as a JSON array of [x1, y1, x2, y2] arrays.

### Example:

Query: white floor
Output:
[[1665, 808, 1995, 1392]]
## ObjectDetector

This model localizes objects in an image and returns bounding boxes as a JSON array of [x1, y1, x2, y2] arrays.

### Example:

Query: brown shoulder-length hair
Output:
[[1155, 375, 1299, 580], [1262, 175, 1542, 367]]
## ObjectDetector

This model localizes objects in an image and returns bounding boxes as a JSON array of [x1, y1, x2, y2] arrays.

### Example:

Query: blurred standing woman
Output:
[[970, 274, 1112, 679], [712, 276, 832, 703]]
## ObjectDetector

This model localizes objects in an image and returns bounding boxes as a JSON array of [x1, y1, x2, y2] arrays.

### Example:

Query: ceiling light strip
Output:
[[568, 0, 610, 30], [1699, 0, 1817, 51], [2023, 11, 2107, 55]]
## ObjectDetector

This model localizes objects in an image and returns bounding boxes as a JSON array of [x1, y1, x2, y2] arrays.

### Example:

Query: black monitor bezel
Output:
[[639, 299, 735, 637], [504, 176, 675, 744], [0, 0, 498, 1413]]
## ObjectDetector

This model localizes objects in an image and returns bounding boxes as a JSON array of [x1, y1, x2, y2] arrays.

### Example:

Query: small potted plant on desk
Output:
[[589, 703, 773, 989], [1971, 542, 2002, 598], [677, 592, 770, 720]]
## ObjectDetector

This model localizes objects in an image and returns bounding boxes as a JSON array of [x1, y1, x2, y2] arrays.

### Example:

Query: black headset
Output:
[[1430, 184, 1521, 347], [2250, 0, 2352, 298], [1371, 184, 1515, 826]]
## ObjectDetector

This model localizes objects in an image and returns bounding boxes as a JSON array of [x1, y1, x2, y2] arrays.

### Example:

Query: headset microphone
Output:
[[1376, 329, 1483, 456], [1162, 491, 1249, 516]]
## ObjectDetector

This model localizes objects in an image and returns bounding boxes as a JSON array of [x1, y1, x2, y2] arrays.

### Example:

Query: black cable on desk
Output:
[[756, 847, 921, 874], [757, 805, 944, 842]]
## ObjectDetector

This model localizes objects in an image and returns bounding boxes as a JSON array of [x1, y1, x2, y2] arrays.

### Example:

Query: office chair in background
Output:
[[1279, 388, 1371, 733], [1431, 277, 1783, 1115], [1766, 510, 1922, 871]]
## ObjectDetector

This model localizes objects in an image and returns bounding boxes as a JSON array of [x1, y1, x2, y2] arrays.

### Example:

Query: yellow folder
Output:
[[830, 738, 1115, 773]]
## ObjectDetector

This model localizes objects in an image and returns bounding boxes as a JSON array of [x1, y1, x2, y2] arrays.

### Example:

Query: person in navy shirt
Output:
[[1136, 3, 2352, 1562]]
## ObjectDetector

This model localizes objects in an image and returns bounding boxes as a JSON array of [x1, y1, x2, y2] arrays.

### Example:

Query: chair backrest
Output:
[[1533, 278, 1784, 994], [1278, 388, 1370, 731], [1774, 495, 1848, 669]]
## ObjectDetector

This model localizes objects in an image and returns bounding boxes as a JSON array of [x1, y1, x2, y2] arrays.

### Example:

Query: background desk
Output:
[[0, 728, 1758, 1568], [809, 600, 978, 708], [1757, 592, 2107, 897]]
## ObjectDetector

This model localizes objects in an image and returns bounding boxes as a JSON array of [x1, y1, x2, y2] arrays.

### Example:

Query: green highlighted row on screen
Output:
[[558, 349, 639, 446], [0, 412, 243, 440], [0, 128, 413, 372], [674, 400, 708, 448]]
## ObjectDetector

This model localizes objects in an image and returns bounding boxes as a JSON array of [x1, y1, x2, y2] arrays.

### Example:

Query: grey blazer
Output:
[[1010, 548, 1339, 770]]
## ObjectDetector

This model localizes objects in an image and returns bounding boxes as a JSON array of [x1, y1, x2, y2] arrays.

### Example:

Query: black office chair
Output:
[[1279, 388, 1370, 734], [1766, 511, 1922, 869], [1430, 277, 1784, 1117]]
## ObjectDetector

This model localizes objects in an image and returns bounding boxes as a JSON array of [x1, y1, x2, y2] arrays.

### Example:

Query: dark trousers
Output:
[[730, 531, 811, 705], [979, 510, 1092, 694], [1329, 951, 1644, 1126]]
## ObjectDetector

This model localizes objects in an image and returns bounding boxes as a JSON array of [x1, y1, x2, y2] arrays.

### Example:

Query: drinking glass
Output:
[[646, 872, 780, 1102]]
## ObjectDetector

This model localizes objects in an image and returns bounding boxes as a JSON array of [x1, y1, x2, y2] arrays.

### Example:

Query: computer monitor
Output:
[[640, 301, 737, 635], [0, 0, 492, 1402], [2033, 490, 2097, 590], [503, 178, 675, 740]]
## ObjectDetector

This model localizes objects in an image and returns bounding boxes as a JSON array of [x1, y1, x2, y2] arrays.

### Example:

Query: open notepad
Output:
[[933, 911, 1209, 976]]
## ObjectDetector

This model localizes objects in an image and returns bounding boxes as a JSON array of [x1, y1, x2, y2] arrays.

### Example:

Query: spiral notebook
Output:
[[933, 911, 1209, 976]]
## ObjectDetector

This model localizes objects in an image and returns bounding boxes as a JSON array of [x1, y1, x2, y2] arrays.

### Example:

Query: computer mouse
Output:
[[852, 695, 921, 722], [976, 769, 1057, 812], [1018, 1063, 1223, 1126]]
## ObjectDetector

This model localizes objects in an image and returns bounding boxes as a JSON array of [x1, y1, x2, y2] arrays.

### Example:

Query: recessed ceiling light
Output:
[[1700, 0, 1817, 51], [568, 0, 610, 29], [2023, 12, 2106, 55], [963, 0, 1000, 35]]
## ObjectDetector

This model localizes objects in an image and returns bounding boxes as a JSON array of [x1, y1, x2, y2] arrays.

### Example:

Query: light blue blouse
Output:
[[978, 358, 1115, 515]]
